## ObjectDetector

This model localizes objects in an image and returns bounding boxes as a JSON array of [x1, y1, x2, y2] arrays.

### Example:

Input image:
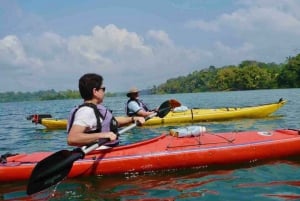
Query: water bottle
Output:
[[170, 126, 207, 137]]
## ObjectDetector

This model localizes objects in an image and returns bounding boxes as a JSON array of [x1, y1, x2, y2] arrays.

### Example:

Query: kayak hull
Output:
[[40, 118, 68, 129], [30, 99, 286, 129], [1, 128, 299, 182], [144, 99, 286, 125]]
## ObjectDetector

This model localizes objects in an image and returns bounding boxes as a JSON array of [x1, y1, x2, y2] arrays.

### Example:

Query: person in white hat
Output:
[[125, 87, 156, 117]]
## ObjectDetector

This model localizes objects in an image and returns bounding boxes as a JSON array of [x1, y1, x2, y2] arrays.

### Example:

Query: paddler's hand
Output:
[[109, 132, 118, 141], [100, 132, 117, 141], [133, 116, 146, 126]]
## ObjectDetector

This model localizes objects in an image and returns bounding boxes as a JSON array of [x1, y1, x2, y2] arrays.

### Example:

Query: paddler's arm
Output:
[[67, 124, 117, 146], [136, 109, 156, 118], [115, 116, 145, 127]]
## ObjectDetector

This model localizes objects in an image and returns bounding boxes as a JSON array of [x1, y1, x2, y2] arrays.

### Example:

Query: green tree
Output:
[[278, 55, 300, 88]]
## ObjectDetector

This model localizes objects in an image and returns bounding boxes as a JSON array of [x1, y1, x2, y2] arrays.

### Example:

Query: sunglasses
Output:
[[99, 87, 106, 92]]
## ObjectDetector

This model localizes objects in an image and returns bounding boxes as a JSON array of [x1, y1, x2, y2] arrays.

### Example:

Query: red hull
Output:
[[1, 129, 300, 182]]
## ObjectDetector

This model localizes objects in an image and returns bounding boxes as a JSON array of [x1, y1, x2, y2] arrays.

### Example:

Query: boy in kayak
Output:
[[125, 87, 157, 117], [67, 73, 145, 147]]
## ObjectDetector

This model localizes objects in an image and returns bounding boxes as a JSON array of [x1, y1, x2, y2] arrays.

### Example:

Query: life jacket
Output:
[[67, 103, 118, 134], [126, 99, 150, 116]]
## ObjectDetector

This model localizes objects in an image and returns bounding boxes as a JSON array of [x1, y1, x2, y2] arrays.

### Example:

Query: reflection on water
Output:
[[30, 162, 300, 200], [2, 161, 300, 200]]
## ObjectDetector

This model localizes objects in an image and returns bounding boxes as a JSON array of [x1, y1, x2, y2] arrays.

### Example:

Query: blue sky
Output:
[[1, 0, 300, 93]]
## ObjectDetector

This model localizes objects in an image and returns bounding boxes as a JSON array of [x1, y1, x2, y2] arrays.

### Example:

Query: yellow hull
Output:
[[36, 99, 286, 129], [40, 118, 68, 129], [144, 99, 286, 125]]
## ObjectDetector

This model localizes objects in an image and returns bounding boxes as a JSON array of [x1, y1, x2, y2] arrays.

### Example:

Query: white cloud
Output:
[[212, 41, 255, 64], [0, 24, 206, 92], [188, 0, 300, 35], [147, 30, 174, 46], [68, 24, 153, 65], [185, 0, 300, 64], [0, 35, 43, 70], [2, 0, 300, 92]]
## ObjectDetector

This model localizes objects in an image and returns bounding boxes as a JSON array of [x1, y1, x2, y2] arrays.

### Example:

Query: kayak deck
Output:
[[144, 99, 286, 125]]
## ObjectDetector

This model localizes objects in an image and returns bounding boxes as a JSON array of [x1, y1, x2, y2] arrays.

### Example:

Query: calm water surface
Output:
[[0, 89, 300, 200]]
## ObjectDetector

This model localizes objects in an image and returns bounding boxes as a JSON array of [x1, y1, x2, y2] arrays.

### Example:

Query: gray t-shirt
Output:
[[127, 101, 142, 114]]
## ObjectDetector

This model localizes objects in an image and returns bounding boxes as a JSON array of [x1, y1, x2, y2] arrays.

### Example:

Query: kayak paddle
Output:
[[26, 99, 181, 195]]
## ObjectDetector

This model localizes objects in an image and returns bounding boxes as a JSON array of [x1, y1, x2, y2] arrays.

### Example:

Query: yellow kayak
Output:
[[28, 99, 286, 129], [40, 118, 68, 129], [144, 98, 286, 125]]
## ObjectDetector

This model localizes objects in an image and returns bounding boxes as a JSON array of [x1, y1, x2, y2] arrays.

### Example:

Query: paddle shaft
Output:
[[30, 114, 158, 179]]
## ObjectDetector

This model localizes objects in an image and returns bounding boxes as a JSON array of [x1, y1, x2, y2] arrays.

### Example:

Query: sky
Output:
[[1, 0, 300, 93]]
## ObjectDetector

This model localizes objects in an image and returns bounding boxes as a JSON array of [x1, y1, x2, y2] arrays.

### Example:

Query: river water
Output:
[[0, 88, 300, 200]]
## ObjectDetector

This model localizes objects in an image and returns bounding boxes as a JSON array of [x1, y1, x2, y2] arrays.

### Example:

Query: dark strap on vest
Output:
[[68, 103, 104, 133]]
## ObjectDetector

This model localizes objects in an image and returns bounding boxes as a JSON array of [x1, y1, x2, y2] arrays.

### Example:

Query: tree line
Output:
[[151, 54, 300, 94], [0, 89, 117, 103], [1, 53, 299, 103]]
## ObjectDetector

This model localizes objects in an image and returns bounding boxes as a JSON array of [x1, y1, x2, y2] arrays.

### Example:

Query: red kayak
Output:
[[1, 128, 300, 182]]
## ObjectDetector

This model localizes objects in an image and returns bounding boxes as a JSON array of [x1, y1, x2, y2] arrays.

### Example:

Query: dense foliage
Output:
[[151, 54, 300, 94], [1, 53, 300, 102]]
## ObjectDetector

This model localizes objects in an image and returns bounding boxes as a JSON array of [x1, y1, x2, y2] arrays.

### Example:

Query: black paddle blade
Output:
[[26, 149, 84, 195], [157, 99, 181, 118]]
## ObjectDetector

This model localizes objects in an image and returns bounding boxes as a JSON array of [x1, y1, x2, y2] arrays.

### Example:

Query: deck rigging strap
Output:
[[0, 152, 18, 164]]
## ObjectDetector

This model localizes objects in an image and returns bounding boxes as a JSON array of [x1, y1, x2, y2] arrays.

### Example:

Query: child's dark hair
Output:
[[78, 73, 103, 100]]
